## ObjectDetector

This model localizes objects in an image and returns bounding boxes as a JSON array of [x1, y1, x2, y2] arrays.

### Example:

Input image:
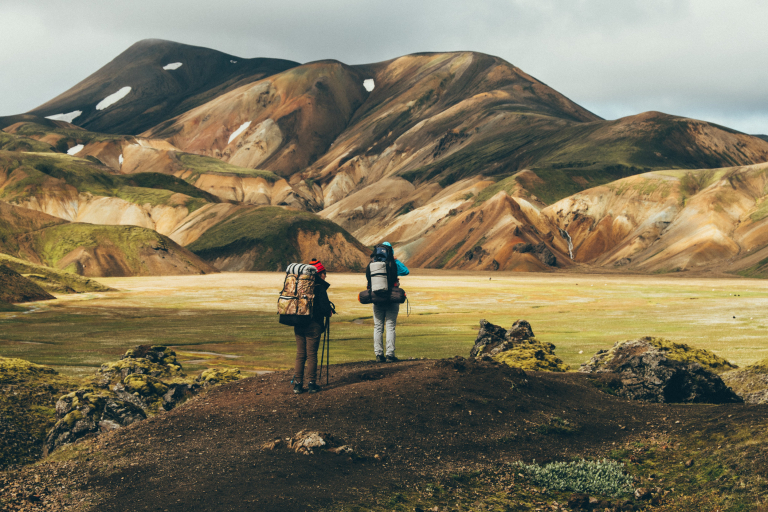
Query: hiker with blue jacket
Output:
[[365, 242, 409, 363]]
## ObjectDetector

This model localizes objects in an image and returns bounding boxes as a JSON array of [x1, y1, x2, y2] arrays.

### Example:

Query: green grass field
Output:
[[1, 271, 767, 378]]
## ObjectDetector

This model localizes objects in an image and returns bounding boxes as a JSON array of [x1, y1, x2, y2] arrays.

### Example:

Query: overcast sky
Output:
[[1, 0, 766, 134]]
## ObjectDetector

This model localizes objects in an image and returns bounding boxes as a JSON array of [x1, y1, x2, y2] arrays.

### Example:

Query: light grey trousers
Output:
[[373, 302, 400, 356]]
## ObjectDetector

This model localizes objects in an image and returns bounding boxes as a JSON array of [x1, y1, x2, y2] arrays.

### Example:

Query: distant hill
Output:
[[187, 206, 369, 272], [0, 264, 55, 303], [27, 39, 298, 135]]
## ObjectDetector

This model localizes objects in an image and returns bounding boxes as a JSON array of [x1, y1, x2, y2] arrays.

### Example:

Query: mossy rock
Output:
[[196, 368, 242, 386], [123, 374, 169, 397], [45, 387, 146, 456], [122, 345, 179, 366], [720, 358, 768, 404], [493, 339, 570, 372], [97, 357, 184, 385], [0, 356, 59, 385], [0, 357, 80, 467], [593, 337, 736, 374]]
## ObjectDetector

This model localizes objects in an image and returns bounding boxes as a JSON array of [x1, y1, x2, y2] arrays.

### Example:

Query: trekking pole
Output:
[[325, 317, 330, 386], [319, 319, 327, 381]]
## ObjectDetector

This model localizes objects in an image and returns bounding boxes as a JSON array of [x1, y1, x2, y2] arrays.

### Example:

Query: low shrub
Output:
[[512, 458, 634, 497]]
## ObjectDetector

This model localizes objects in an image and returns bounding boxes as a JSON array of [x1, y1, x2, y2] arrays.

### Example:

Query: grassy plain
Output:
[[1, 270, 767, 378]]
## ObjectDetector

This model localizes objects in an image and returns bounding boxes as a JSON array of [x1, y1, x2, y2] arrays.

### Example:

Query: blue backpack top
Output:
[[372, 244, 394, 262]]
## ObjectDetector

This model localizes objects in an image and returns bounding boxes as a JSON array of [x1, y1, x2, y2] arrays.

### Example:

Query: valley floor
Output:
[[2, 270, 768, 375]]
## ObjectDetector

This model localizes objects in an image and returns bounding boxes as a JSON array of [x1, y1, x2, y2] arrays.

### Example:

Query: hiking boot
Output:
[[375, 354, 386, 363], [308, 381, 321, 393], [386, 354, 399, 363], [293, 382, 305, 394]]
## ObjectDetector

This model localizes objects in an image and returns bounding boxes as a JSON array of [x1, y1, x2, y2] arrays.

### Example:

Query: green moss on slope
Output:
[[0, 152, 216, 210], [0, 357, 80, 467], [0, 132, 55, 153], [28, 223, 171, 271], [0, 253, 112, 293], [188, 206, 365, 270], [177, 153, 281, 182]]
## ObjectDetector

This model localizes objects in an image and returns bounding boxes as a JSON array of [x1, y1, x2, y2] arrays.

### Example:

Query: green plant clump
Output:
[[512, 458, 634, 497]]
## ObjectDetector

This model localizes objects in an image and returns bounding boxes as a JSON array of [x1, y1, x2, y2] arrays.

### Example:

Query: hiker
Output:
[[365, 242, 409, 363], [293, 258, 334, 394]]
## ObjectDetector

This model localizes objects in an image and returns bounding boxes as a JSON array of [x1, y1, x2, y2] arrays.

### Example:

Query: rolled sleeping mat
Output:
[[369, 261, 388, 295]]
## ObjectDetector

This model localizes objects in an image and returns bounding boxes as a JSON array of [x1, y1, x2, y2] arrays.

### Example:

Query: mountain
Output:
[[27, 39, 298, 135], [144, 60, 369, 177], [6, 41, 768, 275], [543, 161, 768, 275]]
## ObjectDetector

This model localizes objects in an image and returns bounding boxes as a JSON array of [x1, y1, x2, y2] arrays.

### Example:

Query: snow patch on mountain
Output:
[[163, 62, 183, 70], [363, 79, 375, 92], [228, 121, 252, 144], [67, 144, 84, 155], [96, 87, 132, 111], [45, 110, 82, 123]]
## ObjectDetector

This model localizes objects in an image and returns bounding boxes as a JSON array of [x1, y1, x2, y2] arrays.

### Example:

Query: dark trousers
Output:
[[294, 320, 323, 383]]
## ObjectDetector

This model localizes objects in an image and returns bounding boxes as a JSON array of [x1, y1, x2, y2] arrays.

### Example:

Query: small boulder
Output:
[[288, 430, 336, 455], [580, 337, 742, 404]]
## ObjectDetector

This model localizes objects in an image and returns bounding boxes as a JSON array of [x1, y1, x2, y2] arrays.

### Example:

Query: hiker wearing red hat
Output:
[[293, 258, 333, 393]]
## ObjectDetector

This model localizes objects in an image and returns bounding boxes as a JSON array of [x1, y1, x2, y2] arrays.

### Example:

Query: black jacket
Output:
[[313, 279, 333, 324]]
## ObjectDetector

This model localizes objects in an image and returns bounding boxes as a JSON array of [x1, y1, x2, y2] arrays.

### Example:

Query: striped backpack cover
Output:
[[277, 263, 316, 326]]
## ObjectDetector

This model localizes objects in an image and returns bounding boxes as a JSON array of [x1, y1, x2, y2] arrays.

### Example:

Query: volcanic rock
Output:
[[96, 345, 184, 386], [470, 320, 568, 372], [44, 388, 146, 456], [511, 242, 556, 266], [720, 358, 768, 404], [579, 337, 742, 403]]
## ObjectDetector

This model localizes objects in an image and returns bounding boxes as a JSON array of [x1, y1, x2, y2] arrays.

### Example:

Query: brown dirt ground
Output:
[[2, 358, 768, 511]]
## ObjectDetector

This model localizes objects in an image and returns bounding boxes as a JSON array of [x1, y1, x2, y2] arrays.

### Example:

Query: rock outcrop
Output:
[[43, 388, 146, 455], [96, 345, 184, 386], [579, 337, 742, 404], [513, 243, 557, 266], [470, 319, 569, 372], [44, 345, 229, 455], [721, 358, 768, 404]]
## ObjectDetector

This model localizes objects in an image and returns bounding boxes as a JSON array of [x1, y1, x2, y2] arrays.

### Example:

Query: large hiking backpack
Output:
[[278, 263, 316, 326]]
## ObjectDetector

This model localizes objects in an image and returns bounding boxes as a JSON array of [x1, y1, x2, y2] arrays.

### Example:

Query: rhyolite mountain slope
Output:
[[544, 161, 768, 275], [7, 41, 768, 274], [0, 151, 368, 274], [28, 39, 298, 135]]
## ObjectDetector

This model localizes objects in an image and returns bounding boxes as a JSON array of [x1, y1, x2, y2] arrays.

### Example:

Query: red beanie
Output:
[[309, 258, 326, 273]]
